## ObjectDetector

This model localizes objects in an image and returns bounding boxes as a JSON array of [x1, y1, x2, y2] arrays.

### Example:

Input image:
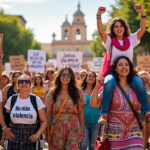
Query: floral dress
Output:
[[46, 90, 85, 150], [102, 86, 144, 150]]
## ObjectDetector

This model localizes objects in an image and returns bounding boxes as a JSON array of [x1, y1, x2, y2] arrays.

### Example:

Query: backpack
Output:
[[10, 94, 40, 130]]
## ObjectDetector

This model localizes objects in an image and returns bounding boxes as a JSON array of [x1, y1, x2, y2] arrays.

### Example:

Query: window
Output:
[[64, 30, 68, 40], [76, 29, 81, 40]]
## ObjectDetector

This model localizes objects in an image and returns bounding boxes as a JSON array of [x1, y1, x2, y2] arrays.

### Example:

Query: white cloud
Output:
[[0, 0, 46, 3], [0, 4, 12, 9]]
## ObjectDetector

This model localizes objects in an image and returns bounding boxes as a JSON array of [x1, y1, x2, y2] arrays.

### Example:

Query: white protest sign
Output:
[[93, 57, 104, 72], [87, 61, 94, 71], [57, 51, 83, 72], [47, 59, 57, 68], [28, 50, 46, 72], [4, 62, 11, 74]]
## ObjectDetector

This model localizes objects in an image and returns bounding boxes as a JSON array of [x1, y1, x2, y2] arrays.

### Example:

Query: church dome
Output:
[[73, 3, 84, 16], [62, 16, 71, 26]]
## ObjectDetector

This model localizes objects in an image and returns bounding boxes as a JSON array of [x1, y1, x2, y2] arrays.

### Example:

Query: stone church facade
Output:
[[42, 3, 93, 62]]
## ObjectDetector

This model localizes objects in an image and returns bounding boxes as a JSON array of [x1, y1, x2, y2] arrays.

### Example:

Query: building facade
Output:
[[42, 3, 93, 62]]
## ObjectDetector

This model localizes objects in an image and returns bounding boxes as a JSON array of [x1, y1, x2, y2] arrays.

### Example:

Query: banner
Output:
[[137, 56, 150, 71], [9, 55, 25, 71], [28, 50, 46, 72], [57, 51, 82, 72], [93, 57, 104, 72]]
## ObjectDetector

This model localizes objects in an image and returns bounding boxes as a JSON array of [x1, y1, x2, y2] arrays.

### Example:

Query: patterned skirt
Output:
[[8, 123, 39, 150]]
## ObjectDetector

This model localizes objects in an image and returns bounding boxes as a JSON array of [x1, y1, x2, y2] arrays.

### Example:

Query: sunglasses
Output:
[[87, 75, 96, 78], [61, 72, 71, 78], [18, 80, 31, 84]]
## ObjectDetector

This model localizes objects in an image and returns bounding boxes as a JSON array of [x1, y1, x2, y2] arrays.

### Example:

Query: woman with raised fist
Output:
[[96, 4, 150, 125]]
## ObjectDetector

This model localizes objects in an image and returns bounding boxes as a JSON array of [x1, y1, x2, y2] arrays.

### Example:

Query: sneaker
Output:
[[98, 114, 108, 125]]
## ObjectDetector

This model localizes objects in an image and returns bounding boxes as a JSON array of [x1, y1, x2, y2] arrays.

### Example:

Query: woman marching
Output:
[[91, 56, 145, 149], [79, 71, 100, 150], [96, 4, 150, 124], [4, 75, 47, 150], [46, 66, 85, 150]]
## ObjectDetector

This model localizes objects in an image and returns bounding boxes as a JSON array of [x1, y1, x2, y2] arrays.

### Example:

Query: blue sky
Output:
[[0, 0, 115, 43]]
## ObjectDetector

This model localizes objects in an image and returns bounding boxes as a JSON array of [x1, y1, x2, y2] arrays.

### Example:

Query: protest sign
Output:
[[57, 51, 82, 72], [93, 57, 104, 72], [4, 62, 11, 73], [28, 50, 46, 72], [87, 61, 94, 71], [9, 55, 25, 71], [137, 56, 150, 71]]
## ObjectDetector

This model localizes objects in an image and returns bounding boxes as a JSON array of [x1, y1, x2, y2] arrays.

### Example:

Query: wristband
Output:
[[2, 125, 7, 131], [96, 14, 101, 19], [141, 15, 146, 18], [94, 88, 99, 91]]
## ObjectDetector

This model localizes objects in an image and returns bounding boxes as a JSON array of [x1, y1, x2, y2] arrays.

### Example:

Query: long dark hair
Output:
[[51, 66, 80, 105], [33, 74, 43, 87], [111, 56, 136, 83], [81, 71, 96, 90], [106, 17, 131, 38]]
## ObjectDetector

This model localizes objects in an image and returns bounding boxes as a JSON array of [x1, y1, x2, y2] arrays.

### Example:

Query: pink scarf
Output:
[[98, 36, 130, 93], [99, 36, 130, 78]]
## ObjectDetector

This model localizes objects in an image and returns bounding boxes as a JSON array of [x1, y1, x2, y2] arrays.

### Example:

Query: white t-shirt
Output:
[[103, 32, 140, 65], [5, 94, 44, 124]]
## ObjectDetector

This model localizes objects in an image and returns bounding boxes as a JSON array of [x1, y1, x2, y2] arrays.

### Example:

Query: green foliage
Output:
[[0, 10, 35, 63], [90, 31, 105, 57], [46, 52, 52, 61], [31, 41, 41, 49]]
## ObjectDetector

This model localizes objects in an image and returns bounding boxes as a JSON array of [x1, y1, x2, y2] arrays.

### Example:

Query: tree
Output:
[[90, 31, 105, 57], [0, 11, 34, 63]]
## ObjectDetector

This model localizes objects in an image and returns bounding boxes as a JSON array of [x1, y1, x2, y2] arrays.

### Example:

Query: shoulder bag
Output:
[[50, 93, 69, 136], [117, 83, 143, 130]]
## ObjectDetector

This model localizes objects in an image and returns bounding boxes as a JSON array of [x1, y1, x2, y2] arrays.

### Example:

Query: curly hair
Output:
[[51, 66, 80, 105], [111, 56, 136, 83], [106, 17, 131, 38], [81, 71, 96, 90]]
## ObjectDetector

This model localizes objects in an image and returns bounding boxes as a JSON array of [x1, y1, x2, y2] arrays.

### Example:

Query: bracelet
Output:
[[96, 14, 101, 19], [94, 88, 99, 91], [2, 125, 7, 131], [141, 15, 146, 18]]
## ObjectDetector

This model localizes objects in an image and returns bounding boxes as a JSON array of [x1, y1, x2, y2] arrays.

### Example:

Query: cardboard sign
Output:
[[93, 57, 104, 72], [57, 51, 82, 72], [28, 50, 46, 72], [9, 55, 25, 71], [0, 34, 3, 51], [137, 56, 150, 71]]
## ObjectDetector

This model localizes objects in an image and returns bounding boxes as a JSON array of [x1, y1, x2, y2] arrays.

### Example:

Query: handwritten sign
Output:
[[93, 57, 104, 72], [137, 56, 150, 71], [57, 51, 83, 72], [28, 50, 46, 72], [9, 55, 25, 71], [0, 34, 3, 51], [87, 61, 94, 71]]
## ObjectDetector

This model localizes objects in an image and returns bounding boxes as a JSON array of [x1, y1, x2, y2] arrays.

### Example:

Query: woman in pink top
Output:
[[96, 4, 150, 124]]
